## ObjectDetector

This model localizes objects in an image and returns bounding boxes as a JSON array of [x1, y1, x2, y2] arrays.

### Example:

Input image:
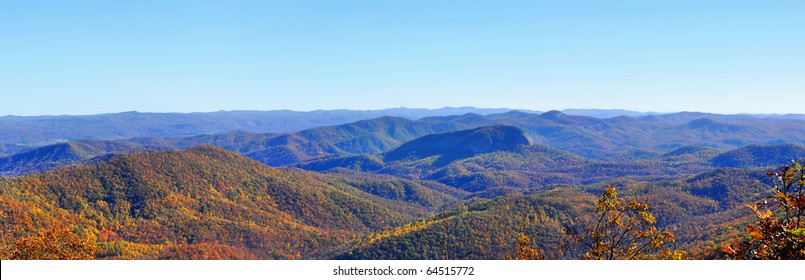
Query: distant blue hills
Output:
[[3, 107, 802, 149], [2, 108, 805, 177]]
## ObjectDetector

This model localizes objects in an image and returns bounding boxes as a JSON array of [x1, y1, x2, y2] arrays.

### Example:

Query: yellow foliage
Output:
[[514, 233, 541, 260], [583, 186, 682, 260]]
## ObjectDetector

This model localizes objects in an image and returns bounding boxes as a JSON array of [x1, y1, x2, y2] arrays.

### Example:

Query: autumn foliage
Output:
[[0, 146, 435, 260], [0, 209, 96, 260], [514, 233, 541, 260], [576, 187, 683, 260], [723, 161, 805, 259], [2, 141, 802, 260]]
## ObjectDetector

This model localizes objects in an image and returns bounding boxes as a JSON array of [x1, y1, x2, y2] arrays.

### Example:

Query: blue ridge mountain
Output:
[[0, 107, 520, 148], [0, 141, 155, 177], [3, 110, 805, 177], [383, 125, 531, 165], [710, 144, 805, 168]]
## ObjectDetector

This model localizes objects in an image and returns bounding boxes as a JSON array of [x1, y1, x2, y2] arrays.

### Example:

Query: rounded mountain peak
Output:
[[384, 125, 531, 164]]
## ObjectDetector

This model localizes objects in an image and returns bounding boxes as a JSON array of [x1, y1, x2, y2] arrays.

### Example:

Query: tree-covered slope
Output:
[[332, 168, 771, 260], [332, 188, 598, 260], [0, 145, 454, 259], [711, 144, 805, 168]]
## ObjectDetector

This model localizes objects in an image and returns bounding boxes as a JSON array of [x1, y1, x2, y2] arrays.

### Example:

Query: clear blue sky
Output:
[[1, 0, 803, 116]]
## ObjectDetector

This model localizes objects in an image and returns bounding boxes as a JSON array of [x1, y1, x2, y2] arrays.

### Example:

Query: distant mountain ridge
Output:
[[5, 107, 803, 151], [560, 109, 662, 118], [383, 125, 531, 164], [0, 141, 155, 176], [0, 107, 525, 148], [4, 110, 805, 176]]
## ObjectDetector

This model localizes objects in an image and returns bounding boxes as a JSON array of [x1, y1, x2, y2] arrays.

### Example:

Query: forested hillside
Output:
[[0, 146, 456, 259]]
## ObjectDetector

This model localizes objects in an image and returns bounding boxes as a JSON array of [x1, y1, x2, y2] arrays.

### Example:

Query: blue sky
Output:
[[1, 0, 803, 116]]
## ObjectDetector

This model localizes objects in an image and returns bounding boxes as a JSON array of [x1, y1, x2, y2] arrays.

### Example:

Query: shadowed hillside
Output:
[[384, 125, 531, 165], [0, 141, 155, 176]]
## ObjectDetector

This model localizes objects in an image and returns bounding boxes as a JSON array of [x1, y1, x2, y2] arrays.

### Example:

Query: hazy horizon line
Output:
[[2, 106, 802, 118]]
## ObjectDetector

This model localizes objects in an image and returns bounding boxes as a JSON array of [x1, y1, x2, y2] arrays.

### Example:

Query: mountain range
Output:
[[0, 107, 524, 148], [4, 107, 802, 152], [2, 108, 805, 260], [3, 110, 805, 177]]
